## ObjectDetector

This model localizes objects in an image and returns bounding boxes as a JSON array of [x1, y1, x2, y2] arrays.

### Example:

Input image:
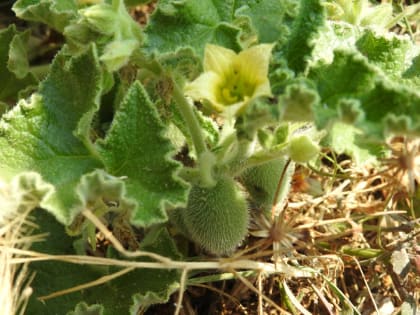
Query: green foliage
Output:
[[1, 0, 419, 312], [0, 172, 53, 226], [144, 0, 242, 56], [26, 211, 182, 315], [288, 135, 320, 163], [240, 158, 294, 211], [182, 177, 249, 255], [0, 25, 37, 104], [96, 81, 189, 227], [13, 0, 77, 32], [0, 46, 103, 224], [64, 0, 143, 71], [67, 303, 104, 315], [235, 0, 298, 44], [283, 0, 325, 73], [308, 49, 420, 138]]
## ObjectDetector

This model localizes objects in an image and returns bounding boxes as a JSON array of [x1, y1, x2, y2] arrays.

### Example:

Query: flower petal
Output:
[[252, 79, 272, 99], [204, 44, 236, 77], [236, 44, 274, 89], [184, 72, 225, 111]]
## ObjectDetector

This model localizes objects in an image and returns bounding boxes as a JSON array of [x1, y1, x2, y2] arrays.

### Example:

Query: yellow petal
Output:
[[203, 44, 236, 77], [184, 72, 225, 111], [252, 79, 272, 99], [235, 44, 274, 88]]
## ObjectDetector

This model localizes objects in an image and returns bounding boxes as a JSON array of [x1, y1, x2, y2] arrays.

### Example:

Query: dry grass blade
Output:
[[37, 267, 135, 301], [231, 269, 292, 315], [0, 201, 39, 315], [282, 280, 312, 315]]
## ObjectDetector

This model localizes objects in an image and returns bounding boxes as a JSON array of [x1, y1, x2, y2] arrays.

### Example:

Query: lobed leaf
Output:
[[0, 172, 54, 225], [97, 81, 189, 227], [235, 0, 298, 44], [356, 30, 417, 86], [325, 121, 382, 165], [13, 0, 77, 33], [284, 0, 325, 73], [67, 303, 104, 315], [0, 25, 37, 104], [26, 211, 182, 314], [0, 46, 103, 224], [144, 0, 241, 56], [309, 49, 420, 138]]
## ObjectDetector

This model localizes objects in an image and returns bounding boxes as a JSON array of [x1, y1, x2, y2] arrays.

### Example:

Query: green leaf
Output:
[[235, 0, 298, 43], [75, 170, 135, 216], [13, 0, 77, 33], [309, 50, 376, 103], [284, 0, 325, 73], [64, 0, 143, 71], [97, 81, 189, 227], [310, 21, 359, 67], [235, 97, 282, 140], [0, 46, 103, 224], [144, 0, 241, 56], [361, 80, 420, 136], [8, 28, 31, 79], [325, 121, 381, 164], [27, 211, 182, 315], [67, 303, 104, 315], [403, 53, 420, 87], [25, 210, 106, 315], [0, 25, 37, 104], [159, 47, 203, 83], [356, 30, 414, 83], [67, 170, 136, 249], [120, 227, 182, 313], [309, 49, 420, 138], [279, 84, 319, 122], [0, 172, 54, 225], [163, 100, 219, 161]]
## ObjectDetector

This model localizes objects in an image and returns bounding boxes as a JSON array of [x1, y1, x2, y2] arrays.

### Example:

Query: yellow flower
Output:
[[185, 44, 273, 115]]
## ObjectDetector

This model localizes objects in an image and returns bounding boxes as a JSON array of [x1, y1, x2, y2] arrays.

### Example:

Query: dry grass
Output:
[[1, 1, 419, 314], [1, 138, 418, 315], [0, 179, 45, 315]]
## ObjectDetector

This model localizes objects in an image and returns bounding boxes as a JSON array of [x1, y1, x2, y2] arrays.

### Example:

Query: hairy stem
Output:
[[172, 82, 207, 156]]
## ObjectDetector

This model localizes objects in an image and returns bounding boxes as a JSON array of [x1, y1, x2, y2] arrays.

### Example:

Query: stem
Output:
[[172, 83, 207, 156], [271, 158, 292, 219], [230, 147, 289, 176], [223, 138, 254, 176]]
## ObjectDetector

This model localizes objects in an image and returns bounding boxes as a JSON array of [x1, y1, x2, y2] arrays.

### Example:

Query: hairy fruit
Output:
[[183, 177, 249, 255], [240, 158, 294, 212]]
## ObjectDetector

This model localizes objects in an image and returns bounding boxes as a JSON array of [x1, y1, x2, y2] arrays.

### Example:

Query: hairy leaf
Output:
[[0, 172, 54, 225], [67, 303, 104, 315], [325, 121, 382, 164], [13, 0, 77, 33], [0, 46, 103, 224], [279, 84, 319, 122], [0, 25, 37, 104], [26, 211, 182, 315], [284, 0, 325, 73], [235, 0, 297, 43], [356, 30, 415, 84], [144, 0, 241, 56], [97, 81, 189, 226], [309, 49, 420, 138]]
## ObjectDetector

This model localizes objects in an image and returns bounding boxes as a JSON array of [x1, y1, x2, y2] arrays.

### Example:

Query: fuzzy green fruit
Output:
[[288, 135, 319, 163], [183, 177, 249, 255], [240, 158, 294, 212]]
